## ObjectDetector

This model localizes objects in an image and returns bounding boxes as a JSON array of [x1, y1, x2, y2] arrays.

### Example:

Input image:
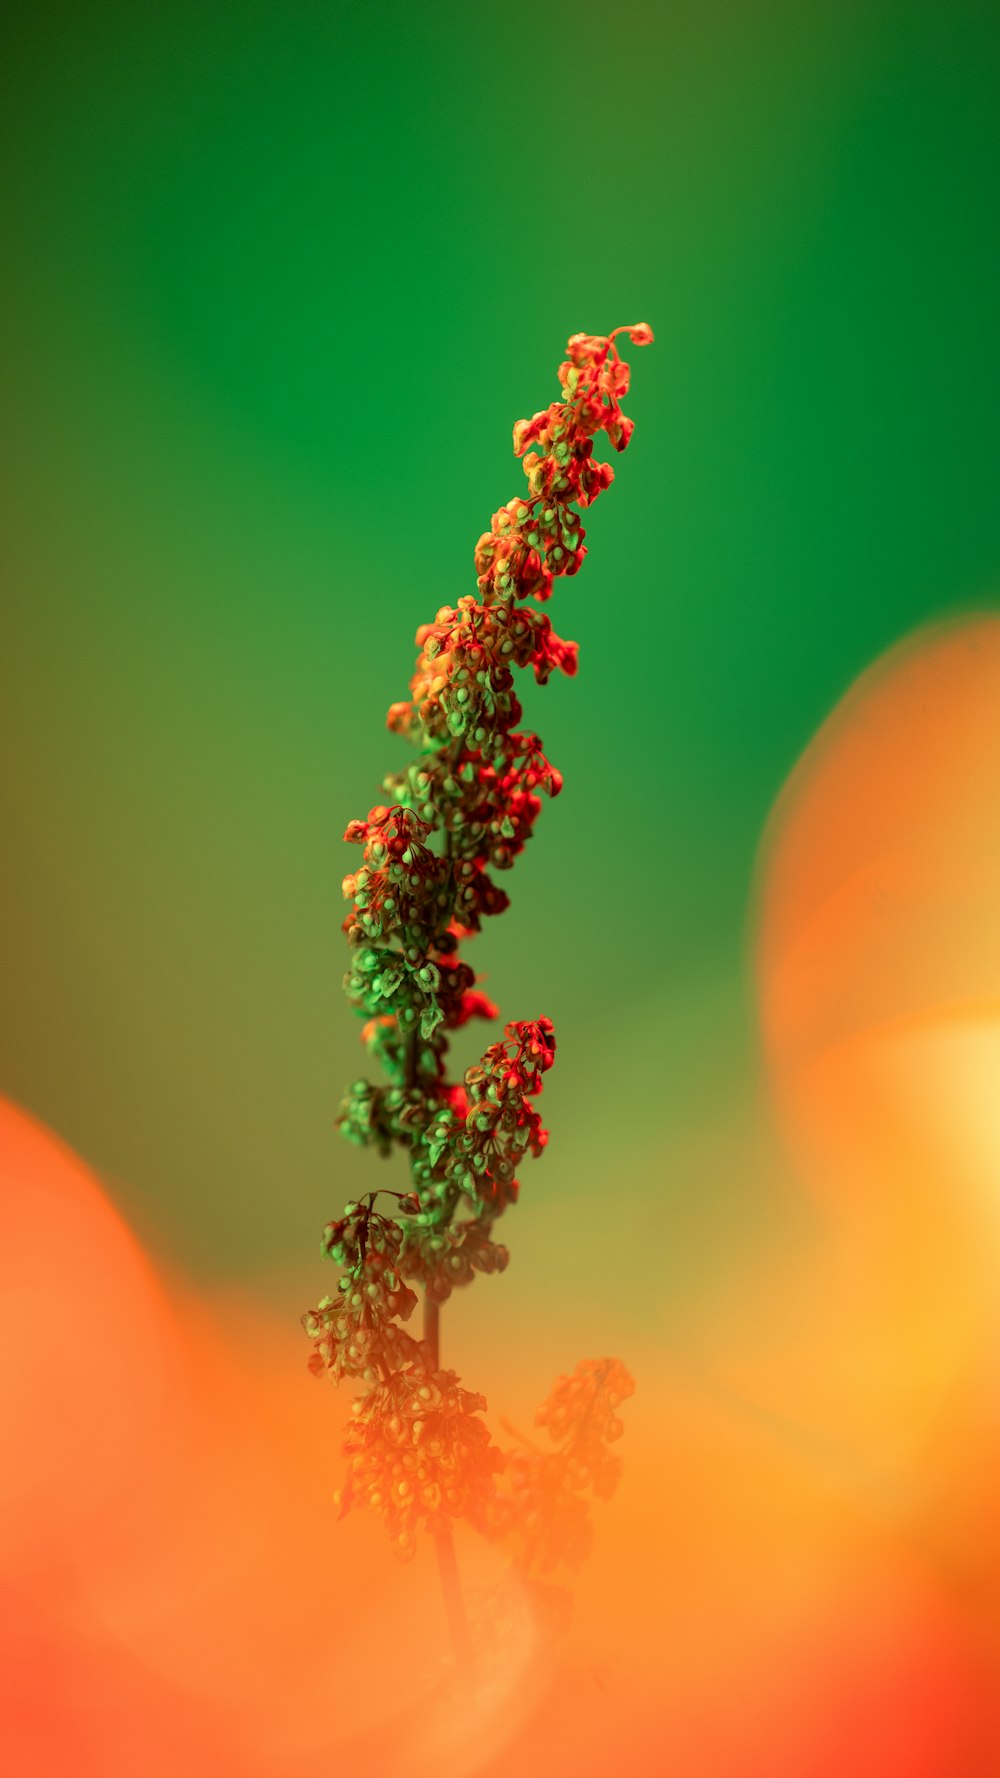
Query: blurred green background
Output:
[[2, 0, 998, 1302]]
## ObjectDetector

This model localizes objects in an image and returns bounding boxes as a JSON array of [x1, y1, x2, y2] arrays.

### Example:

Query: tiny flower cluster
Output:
[[459, 734, 562, 874], [372, 1024, 557, 1284], [337, 1364, 504, 1559], [303, 1206, 420, 1385], [385, 729, 562, 872], [484, 1357, 636, 1578], [351, 953, 496, 1065], [401, 1214, 509, 1307], [535, 1356, 635, 1502], [436, 1018, 556, 1217], [387, 592, 578, 752], [335, 1079, 436, 1156], [487, 1447, 593, 1575], [451, 853, 511, 932], [342, 804, 448, 949], [477, 322, 654, 611]]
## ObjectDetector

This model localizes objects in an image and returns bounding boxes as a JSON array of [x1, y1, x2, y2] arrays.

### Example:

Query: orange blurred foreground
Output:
[[5, 613, 1000, 1775]]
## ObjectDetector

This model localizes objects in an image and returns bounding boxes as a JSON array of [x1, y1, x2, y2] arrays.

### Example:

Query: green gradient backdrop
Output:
[[2, 0, 998, 1294]]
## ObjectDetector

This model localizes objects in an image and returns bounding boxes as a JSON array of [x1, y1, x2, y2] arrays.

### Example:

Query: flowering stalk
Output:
[[304, 323, 652, 1658]]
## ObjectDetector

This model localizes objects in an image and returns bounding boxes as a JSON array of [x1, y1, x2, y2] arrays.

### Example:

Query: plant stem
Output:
[[403, 957, 473, 1673], [404, 1027, 418, 1092], [424, 1292, 475, 1678]]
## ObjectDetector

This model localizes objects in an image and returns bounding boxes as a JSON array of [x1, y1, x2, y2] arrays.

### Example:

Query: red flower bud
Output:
[[613, 321, 654, 346]]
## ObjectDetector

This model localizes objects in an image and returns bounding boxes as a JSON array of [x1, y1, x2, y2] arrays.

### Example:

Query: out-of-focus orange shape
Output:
[[752, 611, 1000, 1763], [754, 610, 1000, 1279], [8, 613, 1000, 1777], [0, 1097, 190, 1599], [757, 613, 1000, 1080], [3, 1082, 974, 1777], [0, 1098, 538, 1777]]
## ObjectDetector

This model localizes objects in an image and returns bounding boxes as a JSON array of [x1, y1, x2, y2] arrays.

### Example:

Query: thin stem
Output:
[[432, 1517, 474, 1680], [424, 1291, 475, 1678], [498, 1414, 544, 1455], [424, 1294, 441, 1368], [404, 1026, 418, 1091]]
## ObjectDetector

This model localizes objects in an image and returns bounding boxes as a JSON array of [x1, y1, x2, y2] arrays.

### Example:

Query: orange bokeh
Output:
[[6, 613, 1000, 1774]]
